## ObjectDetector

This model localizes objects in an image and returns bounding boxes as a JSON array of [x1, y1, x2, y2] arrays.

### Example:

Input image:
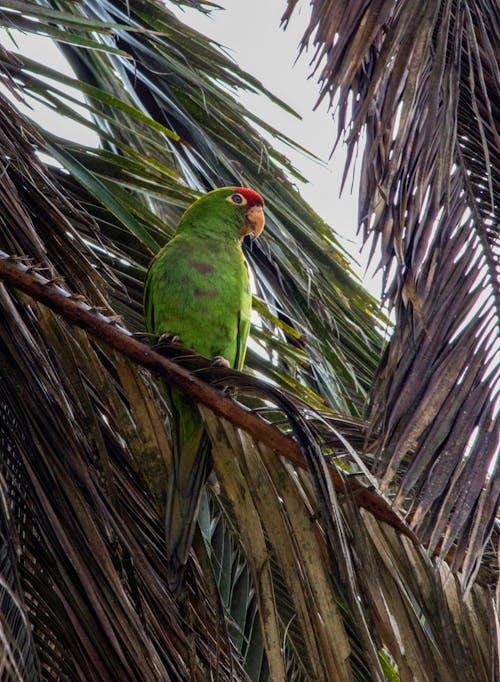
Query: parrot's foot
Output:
[[211, 355, 230, 368], [209, 356, 235, 395], [158, 332, 181, 345]]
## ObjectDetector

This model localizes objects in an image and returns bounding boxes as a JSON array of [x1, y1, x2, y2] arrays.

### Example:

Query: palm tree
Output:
[[0, 1, 497, 680]]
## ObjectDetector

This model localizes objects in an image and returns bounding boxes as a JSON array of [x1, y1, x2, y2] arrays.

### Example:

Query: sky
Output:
[[0, 0, 382, 298]]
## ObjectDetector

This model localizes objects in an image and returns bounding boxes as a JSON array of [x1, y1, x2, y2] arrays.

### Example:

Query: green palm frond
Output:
[[1, 0, 386, 415], [284, 0, 499, 589]]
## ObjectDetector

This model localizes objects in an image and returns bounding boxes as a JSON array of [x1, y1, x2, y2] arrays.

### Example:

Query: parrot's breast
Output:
[[145, 233, 252, 368]]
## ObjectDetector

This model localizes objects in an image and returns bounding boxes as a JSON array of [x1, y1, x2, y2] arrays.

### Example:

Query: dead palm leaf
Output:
[[283, 0, 499, 590]]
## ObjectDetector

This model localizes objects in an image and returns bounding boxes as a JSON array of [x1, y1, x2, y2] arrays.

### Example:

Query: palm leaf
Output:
[[0, 87, 246, 679], [283, 0, 499, 589]]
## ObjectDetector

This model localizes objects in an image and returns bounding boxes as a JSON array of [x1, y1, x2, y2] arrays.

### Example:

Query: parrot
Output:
[[143, 186, 265, 592]]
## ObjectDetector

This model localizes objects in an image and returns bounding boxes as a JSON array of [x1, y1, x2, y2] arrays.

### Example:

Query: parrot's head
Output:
[[228, 187, 265, 239], [179, 186, 265, 240]]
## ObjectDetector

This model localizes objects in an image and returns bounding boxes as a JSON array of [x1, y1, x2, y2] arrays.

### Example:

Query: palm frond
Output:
[[0, 467, 41, 681], [284, 0, 500, 588]]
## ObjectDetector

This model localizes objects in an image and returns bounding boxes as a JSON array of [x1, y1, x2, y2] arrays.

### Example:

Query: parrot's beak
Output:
[[240, 205, 265, 239]]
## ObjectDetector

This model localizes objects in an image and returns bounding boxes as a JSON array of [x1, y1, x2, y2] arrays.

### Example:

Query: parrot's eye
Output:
[[227, 192, 247, 206]]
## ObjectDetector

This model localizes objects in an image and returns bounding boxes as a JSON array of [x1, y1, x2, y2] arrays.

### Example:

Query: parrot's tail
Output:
[[165, 390, 212, 595]]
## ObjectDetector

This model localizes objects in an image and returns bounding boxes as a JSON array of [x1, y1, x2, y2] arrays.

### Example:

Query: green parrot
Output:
[[144, 186, 265, 591]]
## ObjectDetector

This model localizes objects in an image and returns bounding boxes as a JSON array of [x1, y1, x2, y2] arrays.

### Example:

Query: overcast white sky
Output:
[[1, 0, 382, 298]]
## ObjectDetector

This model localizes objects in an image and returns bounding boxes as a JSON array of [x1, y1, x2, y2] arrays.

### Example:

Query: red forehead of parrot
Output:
[[231, 187, 264, 207]]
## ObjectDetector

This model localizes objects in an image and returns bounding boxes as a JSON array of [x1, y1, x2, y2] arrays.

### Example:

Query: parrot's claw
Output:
[[158, 332, 181, 345], [211, 355, 231, 368]]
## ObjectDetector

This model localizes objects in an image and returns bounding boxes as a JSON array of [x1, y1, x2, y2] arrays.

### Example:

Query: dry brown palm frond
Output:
[[1, 248, 498, 680], [284, 0, 500, 590]]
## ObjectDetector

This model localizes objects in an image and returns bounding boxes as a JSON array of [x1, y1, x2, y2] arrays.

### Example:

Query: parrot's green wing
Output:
[[235, 310, 251, 371], [144, 249, 210, 593], [233, 260, 251, 371], [143, 187, 263, 594]]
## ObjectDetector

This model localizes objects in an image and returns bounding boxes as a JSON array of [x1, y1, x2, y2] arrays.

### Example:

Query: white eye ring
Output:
[[227, 192, 247, 205]]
